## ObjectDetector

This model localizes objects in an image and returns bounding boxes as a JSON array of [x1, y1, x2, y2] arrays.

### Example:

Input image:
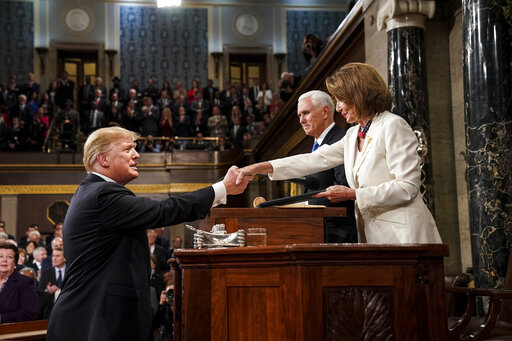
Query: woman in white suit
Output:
[[236, 63, 442, 244]]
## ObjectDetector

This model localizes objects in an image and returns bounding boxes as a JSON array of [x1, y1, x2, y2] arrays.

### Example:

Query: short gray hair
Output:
[[298, 90, 334, 118], [29, 230, 41, 238], [33, 246, 46, 257]]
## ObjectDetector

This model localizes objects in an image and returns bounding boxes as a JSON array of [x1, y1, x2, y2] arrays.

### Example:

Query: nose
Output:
[[132, 149, 140, 159], [299, 115, 306, 124]]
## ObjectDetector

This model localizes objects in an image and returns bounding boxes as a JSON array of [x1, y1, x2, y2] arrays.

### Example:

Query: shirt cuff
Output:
[[212, 182, 227, 207]]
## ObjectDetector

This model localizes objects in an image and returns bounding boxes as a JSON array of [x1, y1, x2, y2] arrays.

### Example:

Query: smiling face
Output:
[[102, 138, 140, 185], [335, 99, 361, 125], [297, 97, 330, 139]]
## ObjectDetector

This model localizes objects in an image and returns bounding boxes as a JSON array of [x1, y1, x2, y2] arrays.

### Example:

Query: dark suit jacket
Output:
[[47, 173, 215, 341], [38, 267, 61, 318], [305, 124, 357, 243], [0, 271, 39, 323], [151, 244, 168, 272]]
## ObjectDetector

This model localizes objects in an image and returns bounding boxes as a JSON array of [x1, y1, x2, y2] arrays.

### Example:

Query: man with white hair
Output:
[[295, 90, 357, 242], [28, 246, 47, 280], [28, 230, 42, 246]]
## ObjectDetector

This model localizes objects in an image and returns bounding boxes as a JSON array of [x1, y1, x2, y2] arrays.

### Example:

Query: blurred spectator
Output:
[[249, 78, 260, 104], [186, 132, 211, 151], [122, 101, 139, 133], [187, 80, 203, 103], [229, 117, 246, 149], [0, 221, 15, 241], [0, 242, 39, 323], [208, 106, 229, 138], [148, 229, 168, 272], [279, 72, 297, 102], [140, 135, 161, 153], [144, 78, 159, 102], [56, 71, 75, 109], [25, 241, 37, 265], [216, 136, 232, 151], [174, 107, 191, 138], [26, 111, 47, 151], [45, 222, 63, 247], [16, 248, 27, 272], [109, 76, 126, 104], [18, 224, 38, 249], [139, 97, 161, 137], [172, 81, 187, 102], [203, 79, 218, 102], [155, 228, 170, 251], [168, 236, 182, 259], [21, 73, 40, 98], [93, 77, 107, 100], [156, 90, 172, 112], [159, 108, 175, 138], [43, 237, 63, 270], [39, 92, 54, 122], [38, 247, 66, 319], [245, 113, 260, 136], [302, 33, 325, 71], [191, 109, 208, 137]]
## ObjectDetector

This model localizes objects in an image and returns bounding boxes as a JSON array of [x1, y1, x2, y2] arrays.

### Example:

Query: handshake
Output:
[[221, 162, 273, 195]]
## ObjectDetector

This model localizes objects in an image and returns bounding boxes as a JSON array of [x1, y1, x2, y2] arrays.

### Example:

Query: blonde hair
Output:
[[83, 127, 139, 172], [325, 62, 392, 121]]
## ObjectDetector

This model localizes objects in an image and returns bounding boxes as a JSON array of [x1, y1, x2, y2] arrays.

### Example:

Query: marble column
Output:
[[377, 0, 436, 211], [462, 0, 512, 290]]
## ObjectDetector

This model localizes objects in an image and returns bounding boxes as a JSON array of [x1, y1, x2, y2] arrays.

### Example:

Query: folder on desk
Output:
[[257, 190, 325, 208]]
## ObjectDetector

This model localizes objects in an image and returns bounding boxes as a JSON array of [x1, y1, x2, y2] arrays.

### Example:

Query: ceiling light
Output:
[[157, 0, 181, 8]]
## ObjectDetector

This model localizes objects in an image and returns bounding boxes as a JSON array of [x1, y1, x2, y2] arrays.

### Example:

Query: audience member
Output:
[[203, 79, 218, 102], [279, 72, 297, 102], [56, 71, 75, 109], [208, 106, 229, 137], [186, 132, 211, 150], [257, 82, 272, 107], [172, 81, 187, 101], [16, 248, 27, 272], [167, 236, 183, 259], [18, 224, 38, 249], [174, 107, 191, 137], [38, 247, 66, 318], [191, 109, 208, 137], [0, 242, 39, 323], [229, 117, 246, 149], [249, 78, 260, 104], [0, 221, 15, 240], [21, 73, 40, 98], [107, 93, 123, 127], [28, 246, 47, 280], [159, 107, 175, 138], [144, 78, 159, 102], [155, 228, 170, 251], [187, 79, 202, 103], [139, 97, 161, 137], [45, 223, 63, 247], [43, 237, 63, 270], [140, 135, 161, 153], [25, 241, 37, 264], [156, 90, 172, 111], [109, 76, 126, 104], [216, 136, 232, 151]]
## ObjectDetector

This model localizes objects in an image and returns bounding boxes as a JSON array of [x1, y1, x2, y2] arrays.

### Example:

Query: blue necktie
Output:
[[312, 141, 319, 152], [57, 270, 63, 288]]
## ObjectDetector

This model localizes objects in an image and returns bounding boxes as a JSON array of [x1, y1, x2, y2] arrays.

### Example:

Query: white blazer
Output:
[[269, 111, 442, 244]]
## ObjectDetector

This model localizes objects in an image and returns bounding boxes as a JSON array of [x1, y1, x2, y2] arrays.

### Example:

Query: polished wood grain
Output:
[[206, 207, 346, 245], [0, 320, 48, 340], [174, 244, 449, 341]]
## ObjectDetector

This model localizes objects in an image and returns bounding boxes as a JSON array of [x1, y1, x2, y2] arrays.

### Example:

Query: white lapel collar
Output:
[[344, 126, 359, 188], [352, 113, 385, 177]]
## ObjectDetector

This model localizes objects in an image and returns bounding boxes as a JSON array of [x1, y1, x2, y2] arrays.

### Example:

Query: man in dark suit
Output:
[[298, 90, 357, 243], [46, 126, 249, 341], [21, 73, 40, 98], [56, 71, 75, 109], [147, 229, 168, 272], [203, 79, 218, 102], [38, 247, 66, 318]]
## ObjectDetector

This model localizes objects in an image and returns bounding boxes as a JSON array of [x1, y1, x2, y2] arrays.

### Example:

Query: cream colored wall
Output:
[[425, 19, 461, 274], [449, 9, 472, 273], [362, 0, 388, 83]]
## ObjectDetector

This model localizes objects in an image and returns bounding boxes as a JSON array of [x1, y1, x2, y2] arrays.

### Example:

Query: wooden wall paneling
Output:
[[17, 194, 72, 238], [182, 268, 211, 341]]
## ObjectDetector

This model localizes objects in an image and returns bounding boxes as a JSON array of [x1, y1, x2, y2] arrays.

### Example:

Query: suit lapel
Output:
[[352, 115, 384, 180], [343, 127, 359, 188]]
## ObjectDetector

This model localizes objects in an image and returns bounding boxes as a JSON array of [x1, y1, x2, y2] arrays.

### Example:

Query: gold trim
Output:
[[0, 183, 213, 195], [46, 200, 70, 225]]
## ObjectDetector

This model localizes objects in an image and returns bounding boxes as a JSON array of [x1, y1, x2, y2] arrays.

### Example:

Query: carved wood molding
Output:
[[323, 287, 394, 341]]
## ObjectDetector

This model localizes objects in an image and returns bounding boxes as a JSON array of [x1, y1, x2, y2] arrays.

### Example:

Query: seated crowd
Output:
[[0, 73, 288, 152], [0, 220, 180, 340]]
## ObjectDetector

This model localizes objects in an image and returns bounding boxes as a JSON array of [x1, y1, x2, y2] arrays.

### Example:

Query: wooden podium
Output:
[[202, 207, 346, 245], [172, 244, 449, 341]]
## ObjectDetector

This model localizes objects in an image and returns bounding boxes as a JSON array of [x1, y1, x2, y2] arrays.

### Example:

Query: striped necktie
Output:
[[312, 141, 319, 152]]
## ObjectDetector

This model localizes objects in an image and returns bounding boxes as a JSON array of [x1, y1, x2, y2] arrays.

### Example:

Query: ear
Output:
[[323, 106, 330, 119], [96, 153, 109, 168]]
